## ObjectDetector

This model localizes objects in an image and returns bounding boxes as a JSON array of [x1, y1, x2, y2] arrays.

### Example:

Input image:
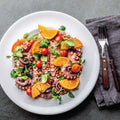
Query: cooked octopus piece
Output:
[[61, 64, 81, 79], [15, 77, 31, 90]]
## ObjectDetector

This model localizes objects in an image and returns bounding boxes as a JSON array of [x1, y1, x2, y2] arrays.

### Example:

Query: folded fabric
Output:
[[86, 15, 120, 107]]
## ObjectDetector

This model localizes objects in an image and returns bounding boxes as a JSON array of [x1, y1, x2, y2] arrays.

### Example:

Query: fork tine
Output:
[[98, 26, 107, 39]]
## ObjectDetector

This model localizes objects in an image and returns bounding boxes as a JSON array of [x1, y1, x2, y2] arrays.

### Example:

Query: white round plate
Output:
[[0, 11, 100, 115]]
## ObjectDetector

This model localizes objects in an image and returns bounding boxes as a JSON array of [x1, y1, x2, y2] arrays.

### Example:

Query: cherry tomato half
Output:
[[41, 48, 48, 55], [55, 35, 63, 42], [26, 88, 31, 96], [60, 50, 68, 57], [35, 60, 41, 68], [71, 64, 81, 73]]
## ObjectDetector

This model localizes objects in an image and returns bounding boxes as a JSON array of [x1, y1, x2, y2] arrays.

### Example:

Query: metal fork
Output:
[[98, 26, 109, 90]]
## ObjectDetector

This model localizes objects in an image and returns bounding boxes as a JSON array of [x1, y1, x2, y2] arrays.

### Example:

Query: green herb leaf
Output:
[[63, 36, 68, 40], [28, 62, 36, 68], [40, 39, 50, 48], [78, 57, 85, 64], [82, 59, 85, 64], [41, 55, 47, 62], [51, 88, 62, 104], [23, 33, 29, 39], [74, 87, 79, 90], [33, 53, 40, 61], [59, 25, 66, 31], [23, 57, 27, 61], [78, 57, 82, 62], [6, 55, 11, 58], [64, 39, 75, 49], [55, 40, 63, 49], [21, 76, 28, 80], [14, 57, 19, 62], [27, 33, 39, 41], [13, 46, 23, 58], [10, 69, 17, 78], [58, 75, 64, 80], [16, 67, 23, 74], [41, 73, 48, 83], [56, 87, 64, 94], [23, 66, 33, 79], [68, 91, 75, 98], [50, 50, 60, 58]]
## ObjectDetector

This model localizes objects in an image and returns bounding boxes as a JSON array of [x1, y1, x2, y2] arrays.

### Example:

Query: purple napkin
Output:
[[86, 15, 120, 107]]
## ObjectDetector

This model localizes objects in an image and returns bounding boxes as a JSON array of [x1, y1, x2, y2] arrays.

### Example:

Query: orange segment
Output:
[[38, 24, 58, 40], [41, 29, 58, 40], [54, 57, 70, 66], [60, 38, 83, 50], [11, 39, 26, 52], [31, 40, 41, 55], [59, 78, 80, 90], [32, 81, 51, 98], [38, 25, 47, 32]]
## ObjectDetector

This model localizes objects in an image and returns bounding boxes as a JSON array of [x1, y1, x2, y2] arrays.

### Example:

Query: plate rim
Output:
[[0, 10, 100, 115]]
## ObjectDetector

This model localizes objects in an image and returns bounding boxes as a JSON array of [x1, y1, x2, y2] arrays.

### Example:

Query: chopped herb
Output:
[[51, 88, 62, 104], [63, 36, 68, 40], [82, 59, 85, 64], [59, 25, 66, 31], [21, 76, 28, 80], [10, 69, 17, 78], [23, 33, 29, 39], [58, 75, 64, 80], [41, 73, 48, 83], [6, 55, 11, 58], [64, 39, 75, 49], [41, 55, 47, 62], [39, 30, 42, 32], [50, 49, 60, 58], [56, 87, 64, 94], [40, 39, 50, 48], [22, 66, 33, 79], [27, 33, 39, 41], [78, 57, 85, 64], [23, 57, 27, 61], [55, 40, 62, 49], [68, 91, 75, 98], [28, 62, 36, 68], [14, 57, 19, 62], [13, 46, 23, 58], [48, 76, 53, 80], [16, 67, 23, 74], [78, 57, 82, 62], [33, 53, 40, 61], [40, 56, 47, 68]]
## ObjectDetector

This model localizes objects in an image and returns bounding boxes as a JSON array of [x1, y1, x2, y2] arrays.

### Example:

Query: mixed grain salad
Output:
[[7, 25, 85, 104]]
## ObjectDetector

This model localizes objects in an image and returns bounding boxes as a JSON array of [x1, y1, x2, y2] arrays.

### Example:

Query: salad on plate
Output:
[[7, 25, 85, 104]]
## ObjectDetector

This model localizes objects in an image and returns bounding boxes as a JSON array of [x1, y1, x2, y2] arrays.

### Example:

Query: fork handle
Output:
[[110, 59, 120, 91], [102, 57, 109, 90]]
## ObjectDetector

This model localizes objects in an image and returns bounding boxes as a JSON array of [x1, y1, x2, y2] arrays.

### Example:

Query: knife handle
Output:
[[110, 59, 120, 91], [102, 57, 109, 90]]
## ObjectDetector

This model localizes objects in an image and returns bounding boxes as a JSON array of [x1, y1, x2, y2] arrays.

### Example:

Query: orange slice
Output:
[[31, 40, 41, 55], [60, 38, 83, 50], [54, 57, 70, 66], [11, 39, 26, 52], [59, 78, 80, 90], [38, 24, 58, 40], [32, 81, 51, 98]]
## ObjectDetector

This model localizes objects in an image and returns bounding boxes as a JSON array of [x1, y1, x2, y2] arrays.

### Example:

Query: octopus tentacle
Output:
[[61, 64, 81, 80], [15, 77, 31, 90]]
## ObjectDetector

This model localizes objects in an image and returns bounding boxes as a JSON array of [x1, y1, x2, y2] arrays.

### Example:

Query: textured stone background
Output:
[[0, 0, 120, 120]]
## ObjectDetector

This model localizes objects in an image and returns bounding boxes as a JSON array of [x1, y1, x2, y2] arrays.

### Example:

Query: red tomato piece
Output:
[[55, 35, 63, 42], [35, 60, 41, 68], [26, 88, 31, 96], [60, 50, 68, 57], [41, 48, 48, 55]]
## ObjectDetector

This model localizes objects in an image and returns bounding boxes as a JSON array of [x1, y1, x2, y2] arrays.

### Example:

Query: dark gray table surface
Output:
[[0, 0, 120, 120]]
